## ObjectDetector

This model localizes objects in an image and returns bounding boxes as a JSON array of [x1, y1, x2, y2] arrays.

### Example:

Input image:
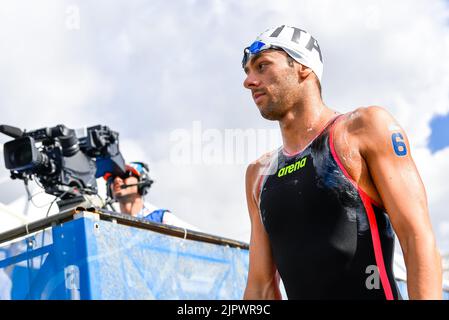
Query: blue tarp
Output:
[[0, 213, 249, 299]]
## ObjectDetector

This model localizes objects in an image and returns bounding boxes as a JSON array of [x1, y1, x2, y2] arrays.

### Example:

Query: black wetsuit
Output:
[[258, 115, 401, 300]]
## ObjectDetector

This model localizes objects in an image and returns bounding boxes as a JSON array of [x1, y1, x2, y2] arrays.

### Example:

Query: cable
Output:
[[33, 176, 45, 190], [45, 197, 58, 218], [30, 181, 58, 209], [25, 179, 54, 209], [37, 183, 80, 268], [39, 196, 58, 268], [20, 173, 102, 270]]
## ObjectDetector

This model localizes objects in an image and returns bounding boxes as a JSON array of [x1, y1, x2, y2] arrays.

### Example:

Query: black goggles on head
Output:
[[241, 40, 283, 69]]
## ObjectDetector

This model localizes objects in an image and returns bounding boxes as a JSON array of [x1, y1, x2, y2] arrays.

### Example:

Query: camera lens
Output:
[[11, 143, 32, 167], [4, 136, 43, 171], [60, 134, 80, 157]]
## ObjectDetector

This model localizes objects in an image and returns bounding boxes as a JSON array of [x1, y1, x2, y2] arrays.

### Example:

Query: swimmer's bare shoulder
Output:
[[246, 150, 277, 204], [330, 106, 397, 205], [336, 106, 399, 144]]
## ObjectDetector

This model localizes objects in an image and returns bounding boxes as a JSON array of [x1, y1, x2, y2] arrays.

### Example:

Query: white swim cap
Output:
[[242, 25, 324, 82]]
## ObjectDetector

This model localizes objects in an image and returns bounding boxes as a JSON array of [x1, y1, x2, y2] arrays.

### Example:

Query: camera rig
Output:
[[0, 124, 126, 210]]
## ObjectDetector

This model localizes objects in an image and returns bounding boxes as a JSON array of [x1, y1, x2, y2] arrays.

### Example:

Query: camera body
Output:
[[1, 124, 126, 200]]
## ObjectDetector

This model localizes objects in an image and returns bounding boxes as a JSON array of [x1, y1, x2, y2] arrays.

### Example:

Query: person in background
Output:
[[104, 161, 198, 231]]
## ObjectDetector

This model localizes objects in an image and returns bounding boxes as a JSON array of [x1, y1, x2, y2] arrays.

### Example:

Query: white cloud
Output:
[[119, 138, 150, 163], [0, 0, 448, 252], [148, 161, 250, 241], [414, 146, 449, 252], [0, 1, 113, 128]]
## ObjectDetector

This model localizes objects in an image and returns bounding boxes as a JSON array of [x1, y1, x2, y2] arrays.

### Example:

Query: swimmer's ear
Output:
[[297, 64, 313, 81]]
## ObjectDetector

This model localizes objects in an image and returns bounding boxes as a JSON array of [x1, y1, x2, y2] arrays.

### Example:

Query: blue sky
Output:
[[429, 113, 449, 153]]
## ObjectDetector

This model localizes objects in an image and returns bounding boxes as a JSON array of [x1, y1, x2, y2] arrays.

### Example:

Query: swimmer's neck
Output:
[[279, 99, 336, 155]]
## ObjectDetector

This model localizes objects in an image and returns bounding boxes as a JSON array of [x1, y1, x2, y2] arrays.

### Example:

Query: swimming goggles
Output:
[[242, 41, 283, 68]]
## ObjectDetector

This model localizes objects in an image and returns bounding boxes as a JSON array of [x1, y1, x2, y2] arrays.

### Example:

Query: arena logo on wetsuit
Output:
[[277, 157, 307, 178]]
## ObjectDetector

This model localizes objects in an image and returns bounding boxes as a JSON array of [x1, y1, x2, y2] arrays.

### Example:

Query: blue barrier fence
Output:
[[0, 211, 249, 299]]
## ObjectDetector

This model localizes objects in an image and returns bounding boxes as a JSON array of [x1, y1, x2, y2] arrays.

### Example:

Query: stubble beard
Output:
[[258, 73, 298, 121]]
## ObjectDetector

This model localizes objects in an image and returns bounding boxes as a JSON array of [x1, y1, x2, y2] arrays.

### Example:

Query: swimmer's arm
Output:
[[243, 163, 282, 300], [359, 106, 442, 300]]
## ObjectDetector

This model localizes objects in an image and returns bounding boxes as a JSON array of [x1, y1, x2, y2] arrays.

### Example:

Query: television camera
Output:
[[0, 124, 126, 211]]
